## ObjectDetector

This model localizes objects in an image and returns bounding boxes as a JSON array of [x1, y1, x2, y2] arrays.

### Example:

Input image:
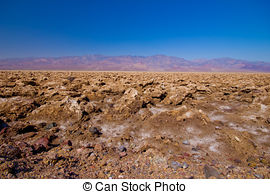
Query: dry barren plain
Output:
[[0, 71, 270, 179]]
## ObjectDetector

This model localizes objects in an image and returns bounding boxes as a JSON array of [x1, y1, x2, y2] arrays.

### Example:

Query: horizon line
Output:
[[0, 54, 269, 63]]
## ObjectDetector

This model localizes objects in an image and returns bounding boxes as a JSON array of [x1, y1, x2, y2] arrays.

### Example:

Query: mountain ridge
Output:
[[0, 55, 270, 72]]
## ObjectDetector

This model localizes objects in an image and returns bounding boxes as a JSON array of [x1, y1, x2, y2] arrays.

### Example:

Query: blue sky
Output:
[[0, 0, 270, 61]]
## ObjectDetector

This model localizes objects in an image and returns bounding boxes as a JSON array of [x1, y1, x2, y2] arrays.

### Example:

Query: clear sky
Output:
[[0, 0, 270, 61]]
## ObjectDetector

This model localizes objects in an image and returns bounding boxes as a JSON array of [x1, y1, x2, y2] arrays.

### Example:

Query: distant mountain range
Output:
[[0, 55, 270, 72]]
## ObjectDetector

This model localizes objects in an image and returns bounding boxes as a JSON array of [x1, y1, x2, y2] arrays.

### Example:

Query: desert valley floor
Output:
[[0, 71, 270, 178]]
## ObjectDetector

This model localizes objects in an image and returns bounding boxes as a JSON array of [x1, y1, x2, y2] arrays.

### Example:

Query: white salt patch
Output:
[[186, 126, 194, 133], [105, 97, 113, 103], [100, 124, 127, 137], [228, 123, 250, 133], [241, 115, 257, 120], [184, 111, 193, 118], [149, 106, 169, 114], [196, 96, 205, 100], [186, 126, 201, 135], [258, 127, 269, 133], [138, 109, 148, 115], [260, 104, 267, 112], [228, 122, 268, 135], [189, 136, 220, 153], [209, 143, 219, 153], [140, 132, 151, 139], [256, 135, 270, 144], [208, 111, 226, 122], [219, 105, 231, 111]]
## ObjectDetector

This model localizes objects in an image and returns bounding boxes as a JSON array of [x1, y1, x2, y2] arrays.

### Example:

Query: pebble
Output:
[[119, 145, 127, 152], [170, 161, 183, 170], [203, 164, 220, 179], [234, 136, 240, 142], [192, 147, 200, 151], [45, 122, 57, 130], [119, 152, 127, 157], [94, 144, 103, 152], [182, 140, 190, 145], [89, 126, 102, 136], [47, 152, 58, 160], [76, 147, 85, 153], [182, 162, 189, 169], [64, 140, 72, 146], [253, 174, 264, 179], [234, 159, 242, 164]]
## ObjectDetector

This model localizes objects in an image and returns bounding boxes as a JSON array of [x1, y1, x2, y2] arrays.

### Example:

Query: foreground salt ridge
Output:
[[0, 71, 270, 179]]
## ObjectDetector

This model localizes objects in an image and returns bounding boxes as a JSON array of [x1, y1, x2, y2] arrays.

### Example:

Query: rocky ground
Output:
[[0, 71, 270, 179]]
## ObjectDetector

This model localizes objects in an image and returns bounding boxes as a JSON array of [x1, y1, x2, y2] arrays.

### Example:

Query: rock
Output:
[[15, 141, 33, 157], [196, 85, 210, 93], [198, 109, 210, 125], [89, 126, 102, 136], [45, 122, 57, 130], [119, 152, 127, 157], [38, 122, 47, 128], [203, 164, 220, 179], [170, 161, 183, 170], [234, 159, 242, 164], [33, 137, 50, 153], [183, 152, 191, 157], [119, 145, 127, 152], [0, 126, 8, 135], [63, 140, 72, 146], [182, 162, 189, 169], [191, 146, 200, 151], [234, 136, 240, 142], [67, 76, 76, 82], [94, 144, 103, 152], [30, 96, 83, 123], [253, 174, 264, 179], [247, 156, 256, 162], [182, 140, 190, 145], [0, 119, 8, 130], [47, 152, 58, 160], [76, 148, 85, 154], [89, 152, 97, 161], [0, 144, 21, 160], [114, 88, 142, 115], [248, 161, 257, 168]]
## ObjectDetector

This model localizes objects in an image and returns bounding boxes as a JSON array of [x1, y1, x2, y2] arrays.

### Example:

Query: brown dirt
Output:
[[0, 71, 270, 179]]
